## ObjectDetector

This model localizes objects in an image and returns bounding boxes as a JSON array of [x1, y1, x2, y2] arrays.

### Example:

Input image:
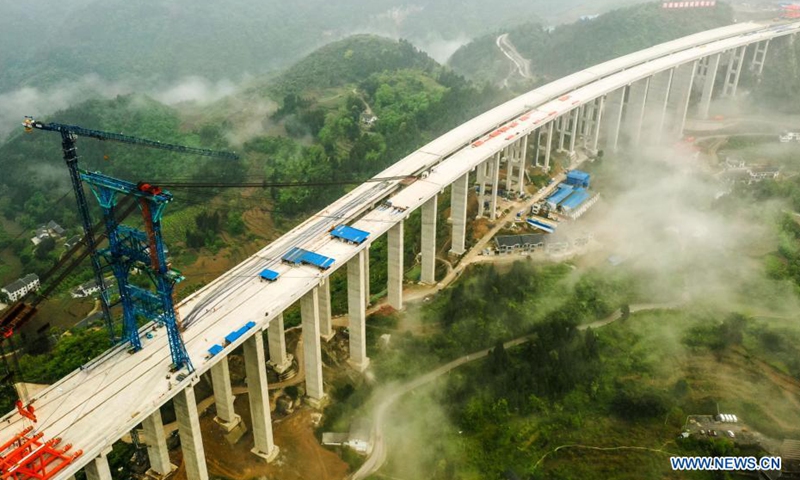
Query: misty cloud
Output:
[[0, 75, 244, 142], [151, 76, 239, 106], [0, 75, 129, 141]]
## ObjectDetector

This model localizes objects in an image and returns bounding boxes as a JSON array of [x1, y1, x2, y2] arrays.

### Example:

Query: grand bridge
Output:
[[1, 19, 797, 480]]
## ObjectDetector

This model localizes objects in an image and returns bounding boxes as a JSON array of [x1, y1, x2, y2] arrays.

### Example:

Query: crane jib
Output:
[[25, 117, 239, 160]]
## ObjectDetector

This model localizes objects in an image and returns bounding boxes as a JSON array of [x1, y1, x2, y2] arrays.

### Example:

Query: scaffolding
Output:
[[0, 427, 83, 480]]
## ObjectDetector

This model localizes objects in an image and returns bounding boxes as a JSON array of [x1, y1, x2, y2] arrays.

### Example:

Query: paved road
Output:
[[496, 33, 532, 85]]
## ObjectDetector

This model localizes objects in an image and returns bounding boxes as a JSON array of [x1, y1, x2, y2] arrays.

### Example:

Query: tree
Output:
[[35, 237, 56, 260]]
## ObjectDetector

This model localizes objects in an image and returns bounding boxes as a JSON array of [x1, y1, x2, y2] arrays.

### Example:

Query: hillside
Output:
[[0, 35, 507, 307], [0, 0, 614, 95], [270, 35, 440, 95], [448, 1, 735, 87]]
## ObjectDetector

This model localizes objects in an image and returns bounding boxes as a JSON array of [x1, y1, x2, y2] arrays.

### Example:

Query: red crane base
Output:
[[0, 427, 83, 480]]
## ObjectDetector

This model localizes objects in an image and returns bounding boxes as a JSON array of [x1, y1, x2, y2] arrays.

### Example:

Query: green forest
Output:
[[449, 2, 734, 87]]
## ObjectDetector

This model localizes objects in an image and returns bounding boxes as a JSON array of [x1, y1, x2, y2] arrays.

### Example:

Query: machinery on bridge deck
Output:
[[21, 117, 239, 373], [0, 426, 83, 480]]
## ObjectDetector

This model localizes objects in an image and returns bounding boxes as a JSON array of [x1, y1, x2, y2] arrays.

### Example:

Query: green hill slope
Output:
[[448, 2, 734, 86], [271, 35, 440, 95]]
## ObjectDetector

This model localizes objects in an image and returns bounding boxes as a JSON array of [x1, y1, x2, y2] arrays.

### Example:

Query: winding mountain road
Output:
[[497, 33, 532, 82], [351, 302, 680, 479]]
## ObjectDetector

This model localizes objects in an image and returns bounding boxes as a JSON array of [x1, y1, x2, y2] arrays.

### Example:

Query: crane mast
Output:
[[22, 117, 239, 372]]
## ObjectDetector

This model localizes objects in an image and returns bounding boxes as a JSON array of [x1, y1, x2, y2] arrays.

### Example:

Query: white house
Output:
[[2, 274, 40, 302]]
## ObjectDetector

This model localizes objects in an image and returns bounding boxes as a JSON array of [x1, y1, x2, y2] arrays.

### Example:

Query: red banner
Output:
[[662, 1, 717, 8]]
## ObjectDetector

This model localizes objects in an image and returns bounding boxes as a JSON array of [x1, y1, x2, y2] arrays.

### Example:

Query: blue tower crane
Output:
[[22, 117, 239, 372]]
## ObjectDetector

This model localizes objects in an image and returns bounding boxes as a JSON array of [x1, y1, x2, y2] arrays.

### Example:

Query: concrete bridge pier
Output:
[[363, 244, 370, 305], [142, 409, 176, 478], [568, 108, 579, 156], [243, 332, 279, 462], [750, 39, 769, 77], [722, 46, 746, 97], [695, 55, 709, 84], [347, 249, 369, 371], [591, 96, 605, 153], [625, 78, 649, 147], [698, 53, 721, 119], [557, 114, 567, 152], [544, 121, 554, 171], [174, 386, 208, 480], [668, 60, 697, 139], [300, 287, 325, 406], [267, 313, 292, 373], [318, 277, 334, 341], [644, 69, 673, 144], [517, 134, 528, 194], [387, 222, 404, 310], [476, 158, 487, 218], [420, 194, 438, 284], [210, 357, 242, 432], [490, 151, 501, 220], [450, 172, 469, 255], [602, 88, 625, 151], [580, 103, 593, 148], [84, 449, 112, 480], [504, 145, 514, 192]]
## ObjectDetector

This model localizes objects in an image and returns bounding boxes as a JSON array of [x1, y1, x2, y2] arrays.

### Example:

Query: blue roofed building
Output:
[[565, 170, 591, 188], [546, 184, 574, 209]]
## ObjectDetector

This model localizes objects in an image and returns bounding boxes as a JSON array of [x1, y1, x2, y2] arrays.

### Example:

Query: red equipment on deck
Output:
[[0, 427, 83, 480], [13, 402, 35, 423], [783, 4, 800, 19]]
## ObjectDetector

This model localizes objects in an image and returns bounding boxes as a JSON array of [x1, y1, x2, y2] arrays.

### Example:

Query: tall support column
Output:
[[568, 109, 579, 154], [751, 40, 770, 77], [84, 451, 112, 480], [626, 78, 649, 146], [318, 277, 333, 341], [602, 88, 625, 151], [450, 172, 469, 255], [505, 146, 514, 192], [477, 158, 487, 218], [490, 152, 501, 220], [698, 53, 721, 119], [243, 333, 279, 462], [592, 96, 605, 153], [300, 287, 325, 404], [210, 357, 241, 432], [668, 60, 697, 139], [174, 386, 208, 480], [644, 69, 673, 143], [517, 135, 528, 195], [730, 45, 746, 97], [387, 222, 404, 310], [558, 115, 567, 152], [581, 103, 593, 148], [534, 128, 542, 167], [722, 46, 746, 97], [544, 122, 554, 171], [347, 250, 369, 371], [142, 410, 175, 478], [363, 245, 370, 305], [267, 313, 292, 373], [420, 194, 437, 284]]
